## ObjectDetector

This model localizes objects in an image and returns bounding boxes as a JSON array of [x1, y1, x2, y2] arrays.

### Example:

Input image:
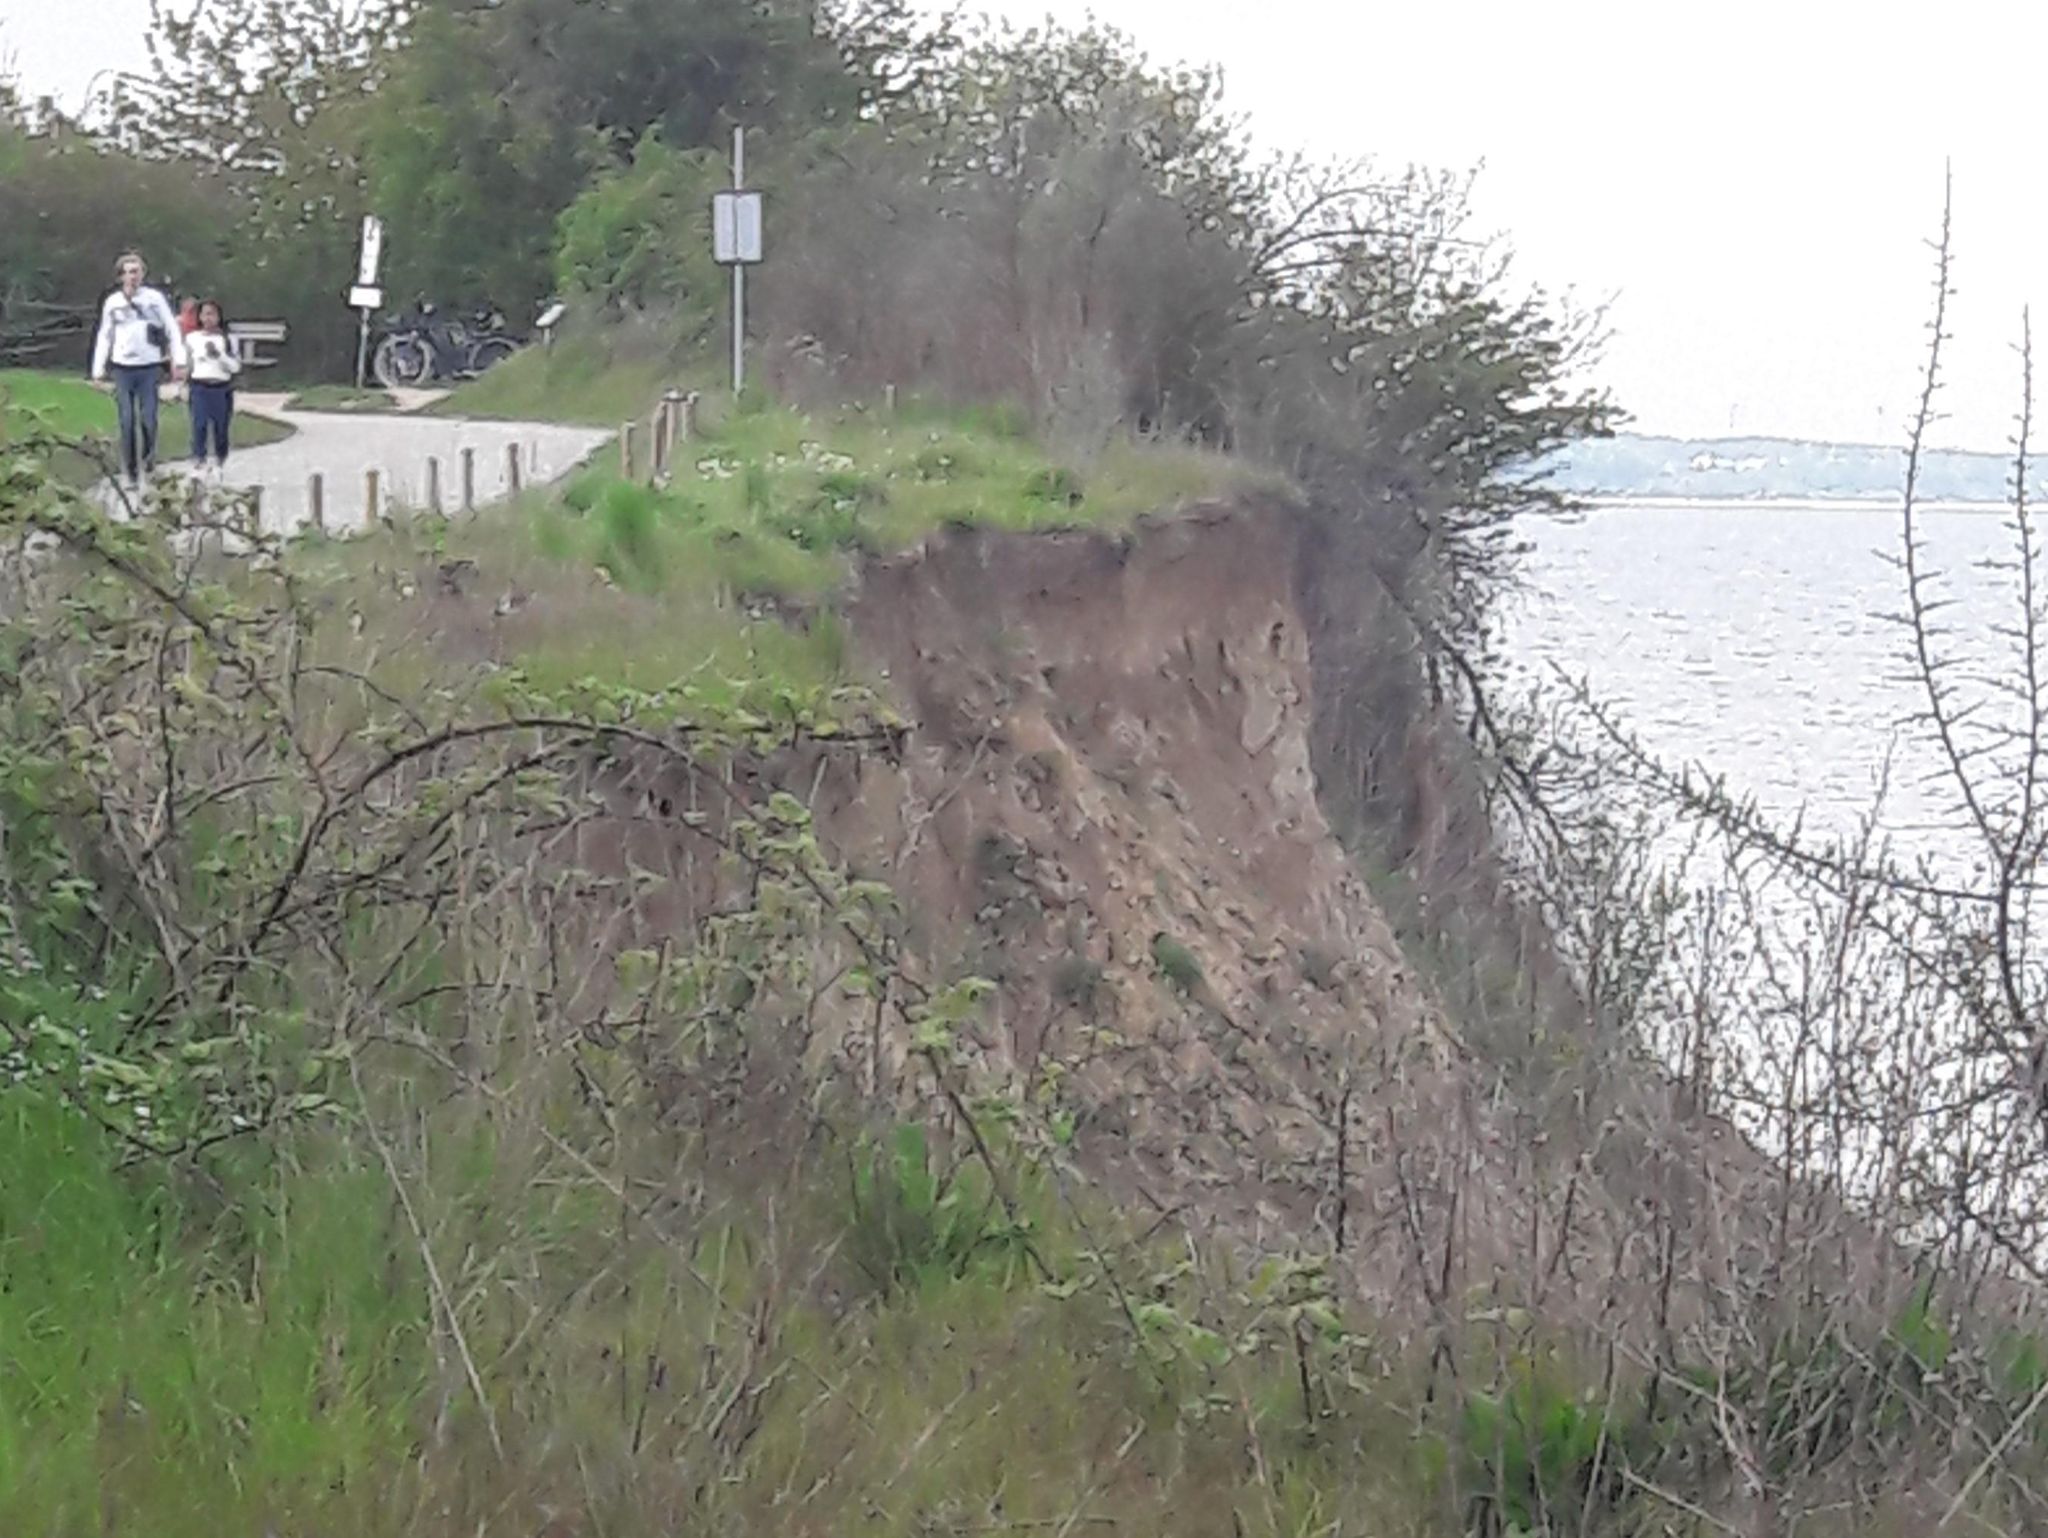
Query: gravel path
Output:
[[201, 394, 614, 536]]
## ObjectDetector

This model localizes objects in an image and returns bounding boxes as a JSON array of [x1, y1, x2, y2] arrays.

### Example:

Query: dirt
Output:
[[389, 493, 1900, 1333], [785, 504, 1551, 1313]]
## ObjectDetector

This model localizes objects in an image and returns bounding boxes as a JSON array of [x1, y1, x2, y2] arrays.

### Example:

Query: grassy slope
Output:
[[19, 352, 1961, 1536], [0, 368, 293, 485], [342, 360, 1274, 705], [0, 1097, 1436, 1538], [425, 332, 690, 426]]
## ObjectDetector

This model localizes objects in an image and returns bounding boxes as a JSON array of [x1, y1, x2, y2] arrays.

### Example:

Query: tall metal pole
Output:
[[732, 125, 745, 399]]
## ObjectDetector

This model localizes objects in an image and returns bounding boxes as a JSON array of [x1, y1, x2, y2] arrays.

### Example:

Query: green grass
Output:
[[0, 1097, 426, 1535], [0, 1083, 1459, 1538], [525, 396, 1270, 603], [282, 384, 401, 413], [0, 368, 294, 486], [312, 383, 1265, 736], [428, 331, 693, 426]]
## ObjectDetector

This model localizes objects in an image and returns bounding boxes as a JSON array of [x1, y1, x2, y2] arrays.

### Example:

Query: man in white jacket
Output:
[[90, 251, 188, 487]]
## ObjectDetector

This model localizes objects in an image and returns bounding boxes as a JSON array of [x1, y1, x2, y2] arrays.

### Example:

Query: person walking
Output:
[[185, 299, 241, 476], [89, 252, 187, 488]]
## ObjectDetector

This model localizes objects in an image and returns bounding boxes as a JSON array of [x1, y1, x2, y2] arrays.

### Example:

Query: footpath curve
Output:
[[210, 392, 613, 536]]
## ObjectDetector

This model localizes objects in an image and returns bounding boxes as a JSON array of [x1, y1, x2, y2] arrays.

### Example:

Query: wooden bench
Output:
[[234, 320, 289, 369]]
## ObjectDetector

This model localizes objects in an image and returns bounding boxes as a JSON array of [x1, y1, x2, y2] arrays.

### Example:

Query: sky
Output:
[[4, 0, 2044, 450]]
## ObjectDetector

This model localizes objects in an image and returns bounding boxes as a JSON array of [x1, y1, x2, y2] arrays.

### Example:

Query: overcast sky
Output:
[[4, 0, 2040, 449]]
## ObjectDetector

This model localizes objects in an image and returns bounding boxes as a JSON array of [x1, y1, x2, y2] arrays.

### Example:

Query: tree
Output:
[[554, 135, 725, 328], [106, 0, 406, 374], [0, 98, 225, 335], [363, 0, 941, 314]]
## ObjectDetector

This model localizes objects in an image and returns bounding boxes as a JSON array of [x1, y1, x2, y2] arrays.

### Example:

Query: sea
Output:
[[1501, 496, 2035, 882]]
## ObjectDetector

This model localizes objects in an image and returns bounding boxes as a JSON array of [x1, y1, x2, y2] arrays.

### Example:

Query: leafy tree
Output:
[[0, 103, 224, 317], [105, 0, 405, 374], [361, 3, 593, 316], [364, 0, 943, 314], [554, 135, 725, 328]]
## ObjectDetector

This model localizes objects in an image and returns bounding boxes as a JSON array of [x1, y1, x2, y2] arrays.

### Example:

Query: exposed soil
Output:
[[387, 494, 1902, 1336], [808, 506, 1563, 1316]]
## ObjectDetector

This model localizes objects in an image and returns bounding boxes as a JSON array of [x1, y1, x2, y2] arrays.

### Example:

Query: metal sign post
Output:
[[350, 215, 386, 390], [711, 128, 765, 398]]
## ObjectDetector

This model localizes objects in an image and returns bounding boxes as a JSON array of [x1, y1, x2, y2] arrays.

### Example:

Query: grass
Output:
[[529, 394, 1269, 599], [0, 368, 294, 487], [428, 330, 694, 426], [0, 1082, 1454, 1538], [0, 1097, 427, 1535], [6, 1064, 1962, 1537], [282, 383, 401, 413], [311, 375, 1267, 734]]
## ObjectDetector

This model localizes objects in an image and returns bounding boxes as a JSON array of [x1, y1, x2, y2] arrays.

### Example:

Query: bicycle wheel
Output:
[[468, 336, 518, 375], [372, 335, 432, 390]]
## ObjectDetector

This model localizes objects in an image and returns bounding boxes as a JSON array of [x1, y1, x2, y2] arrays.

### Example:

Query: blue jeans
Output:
[[111, 364, 161, 482], [189, 381, 234, 465]]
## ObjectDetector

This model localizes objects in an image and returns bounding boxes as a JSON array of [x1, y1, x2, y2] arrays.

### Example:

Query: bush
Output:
[[844, 1123, 1036, 1297], [1150, 934, 1204, 996], [1459, 1354, 1651, 1535], [594, 480, 665, 587], [555, 136, 725, 328]]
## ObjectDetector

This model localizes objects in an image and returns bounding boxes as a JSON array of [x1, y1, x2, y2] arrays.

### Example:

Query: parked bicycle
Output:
[[370, 299, 523, 389]]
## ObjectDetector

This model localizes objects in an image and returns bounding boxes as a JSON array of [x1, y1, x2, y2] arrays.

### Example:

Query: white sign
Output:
[[711, 191, 765, 266], [348, 284, 384, 311], [356, 215, 385, 287]]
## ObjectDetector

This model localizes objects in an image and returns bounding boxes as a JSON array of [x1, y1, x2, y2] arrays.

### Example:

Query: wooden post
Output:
[[662, 388, 684, 467], [365, 467, 380, 524], [884, 382, 897, 419], [426, 455, 442, 515], [680, 391, 699, 443], [461, 448, 476, 512], [620, 420, 636, 481], [308, 472, 325, 535], [506, 442, 522, 497]]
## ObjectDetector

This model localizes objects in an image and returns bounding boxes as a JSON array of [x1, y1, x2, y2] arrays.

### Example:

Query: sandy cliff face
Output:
[[806, 504, 1607, 1318], [481, 495, 1815, 1335]]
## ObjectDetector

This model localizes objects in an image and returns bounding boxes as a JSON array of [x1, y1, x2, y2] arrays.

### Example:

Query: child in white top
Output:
[[186, 299, 242, 471]]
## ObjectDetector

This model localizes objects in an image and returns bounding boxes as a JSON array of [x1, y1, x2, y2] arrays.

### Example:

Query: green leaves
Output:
[[844, 1118, 1039, 1297]]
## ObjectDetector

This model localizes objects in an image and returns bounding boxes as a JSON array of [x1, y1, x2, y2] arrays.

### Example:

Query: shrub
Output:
[[1023, 466, 1085, 506], [1459, 1355, 1649, 1535], [594, 480, 665, 588], [1150, 934, 1204, 996], [555, 136, 724, 328], [845, 1123, 1035, 1297]]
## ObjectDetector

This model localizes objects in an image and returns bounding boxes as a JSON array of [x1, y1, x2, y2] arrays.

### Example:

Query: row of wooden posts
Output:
[[237, 387, 704, 535], [292, 441, 537, 535], [616, 389, 702, 484]]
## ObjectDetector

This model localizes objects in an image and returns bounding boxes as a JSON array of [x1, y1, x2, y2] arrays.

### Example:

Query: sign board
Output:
[[711, 190, 765, 266], [348, 284, 384, 311], [356, 215, 384, 287]]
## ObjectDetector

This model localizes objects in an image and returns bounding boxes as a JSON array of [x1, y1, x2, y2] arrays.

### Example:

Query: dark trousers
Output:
[[111, 364, 161, 482], [189, 381, 235, 464]]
